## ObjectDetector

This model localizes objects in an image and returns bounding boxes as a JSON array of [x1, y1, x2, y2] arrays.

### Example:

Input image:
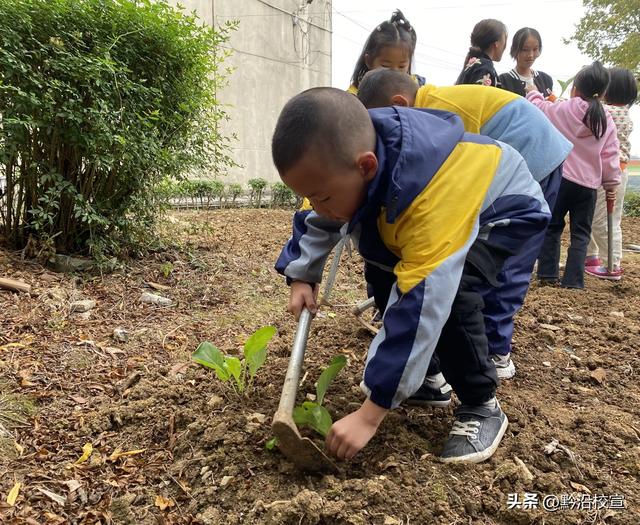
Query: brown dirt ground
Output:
[[1, 209, 639, 525]]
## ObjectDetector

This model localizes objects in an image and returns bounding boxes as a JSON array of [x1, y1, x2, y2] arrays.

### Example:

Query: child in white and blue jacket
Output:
[[272, 87, 550, 464]]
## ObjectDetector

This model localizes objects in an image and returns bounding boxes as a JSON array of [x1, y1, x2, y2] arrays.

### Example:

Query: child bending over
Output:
[[273, 88, 550, 463]]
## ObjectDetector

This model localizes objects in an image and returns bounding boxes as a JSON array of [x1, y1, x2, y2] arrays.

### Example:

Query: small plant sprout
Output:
[[265, 437, 279, 451], [192, 326, 276, 394], [292, 355, 347, 437], [557, 76, 575, 99], [160, 262, 174, 278]]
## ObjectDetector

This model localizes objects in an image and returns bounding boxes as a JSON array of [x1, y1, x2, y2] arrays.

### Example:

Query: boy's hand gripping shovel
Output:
[[272, 239, 344, 472], [607, 193, 615, 273]]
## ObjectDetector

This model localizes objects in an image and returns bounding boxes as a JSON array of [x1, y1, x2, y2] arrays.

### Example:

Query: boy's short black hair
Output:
[[357, 69, 419, 108], [606, 67, 638, 107], [272, 87, 375, 174]]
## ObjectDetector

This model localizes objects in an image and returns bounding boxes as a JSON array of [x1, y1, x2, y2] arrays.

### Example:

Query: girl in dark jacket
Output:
[[500, 27, 554, 98], [455, 19, 507, 87]]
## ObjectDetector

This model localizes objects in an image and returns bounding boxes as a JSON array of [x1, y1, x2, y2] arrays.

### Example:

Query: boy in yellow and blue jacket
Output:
[[356, 68, 573, 380], [273, 87, 550, 463]]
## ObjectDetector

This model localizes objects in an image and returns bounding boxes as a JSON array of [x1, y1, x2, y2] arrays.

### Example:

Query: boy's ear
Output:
[[391, 94, 410, 107], [357, 151, 378, 181]]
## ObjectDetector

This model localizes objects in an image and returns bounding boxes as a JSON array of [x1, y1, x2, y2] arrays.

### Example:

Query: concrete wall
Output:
[[171, 0, 332, 184]]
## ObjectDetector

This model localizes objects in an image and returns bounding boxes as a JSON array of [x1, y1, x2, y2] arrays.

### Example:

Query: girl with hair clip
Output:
[[455, 19, 507, 87], [499, 27, 554, 98], [347, 9, 424, 94], [586, 67, 638, 280], [527, 61, 622, 289]]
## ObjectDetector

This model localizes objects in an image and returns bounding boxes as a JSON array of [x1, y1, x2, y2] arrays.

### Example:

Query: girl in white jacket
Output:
[[585, 68, 637, 280]]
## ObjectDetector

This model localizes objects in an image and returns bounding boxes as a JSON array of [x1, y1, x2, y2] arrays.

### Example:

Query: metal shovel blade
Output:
[[272, 412, 337, 472], [272, 308, 338, 472]]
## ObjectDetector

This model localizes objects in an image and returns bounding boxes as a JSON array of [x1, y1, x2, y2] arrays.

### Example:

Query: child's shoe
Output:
[[585, 265, 622, 281], [584, 256, 602, 268], [439, 398, 508, 464], [405, 373, 452, 408], [491, 353, 516, 379]]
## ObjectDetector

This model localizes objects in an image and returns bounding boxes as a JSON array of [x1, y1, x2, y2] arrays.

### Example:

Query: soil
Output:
[[1, 209, 639, 525]]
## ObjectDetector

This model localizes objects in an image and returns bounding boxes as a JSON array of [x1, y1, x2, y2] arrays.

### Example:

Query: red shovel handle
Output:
[[606, 194, 615, 214]]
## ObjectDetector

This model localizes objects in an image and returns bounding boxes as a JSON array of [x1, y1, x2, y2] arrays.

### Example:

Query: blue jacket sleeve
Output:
[[275, 209, 344, 284]]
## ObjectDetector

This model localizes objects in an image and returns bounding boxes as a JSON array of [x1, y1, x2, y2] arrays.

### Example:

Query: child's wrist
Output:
[[359, 398, 388, 427]]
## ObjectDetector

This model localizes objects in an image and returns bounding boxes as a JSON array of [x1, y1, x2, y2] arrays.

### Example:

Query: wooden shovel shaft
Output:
[[277, 308, 312, 414], [275, 238, 345, 415]]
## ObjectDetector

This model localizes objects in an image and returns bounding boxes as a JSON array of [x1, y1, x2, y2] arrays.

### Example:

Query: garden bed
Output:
[[1, 209, 639, 524]]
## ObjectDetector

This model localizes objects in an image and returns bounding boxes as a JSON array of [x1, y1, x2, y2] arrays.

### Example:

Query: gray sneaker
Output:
[[491, 353, 516, 379], [404, 373, 453, 408], [439, 399, 508, 464]]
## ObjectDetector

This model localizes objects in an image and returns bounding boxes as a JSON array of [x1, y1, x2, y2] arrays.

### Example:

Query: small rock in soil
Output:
[[140, 292, 172, 306], [113, 328, 129, 342], [542, 361, 551, 367], [220, 475, 233, 488], [207, 395, 223, 407], [247, 413, 267, 424], [513, 456, 535, 482], [70, 299, 96, 313], [49, 254, 94, 273], [609, 311, 624, 318], [590, 368, 607, 384], [540, 323, 562, 331]]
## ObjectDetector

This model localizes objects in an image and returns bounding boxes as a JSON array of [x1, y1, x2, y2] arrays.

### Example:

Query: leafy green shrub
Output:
[[154, 178, 181, 208], [192, 326, 276, 394], [210, 180, 226, 208], [227, 183, 243, 206], [248, 178, 268, 208], [624, 190, 640, 217], [0, 0, 237, 256], [293, 355, 347, 437], [271, 182, 296, 208]]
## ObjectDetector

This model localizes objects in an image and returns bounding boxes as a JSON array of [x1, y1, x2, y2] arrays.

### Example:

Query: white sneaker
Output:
[[491, 353, 516, 379]]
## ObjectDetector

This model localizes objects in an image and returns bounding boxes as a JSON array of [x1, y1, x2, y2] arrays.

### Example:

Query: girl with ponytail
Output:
[[455, 19, 507, 87], [348, 10, 424, 94], [528, 61, 622, 289]]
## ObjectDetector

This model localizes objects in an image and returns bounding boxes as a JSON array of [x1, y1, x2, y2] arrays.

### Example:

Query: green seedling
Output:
[[160, 262, 174, 278], [265, 437, 279, 451], [557, 76, 575, 99], [292, 355, 347, 437], [192, 326, 276, 394]]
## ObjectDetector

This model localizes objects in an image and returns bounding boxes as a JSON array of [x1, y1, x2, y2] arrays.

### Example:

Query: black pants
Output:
[[537, 178, 597, 289], [365, 240, 505, 405]]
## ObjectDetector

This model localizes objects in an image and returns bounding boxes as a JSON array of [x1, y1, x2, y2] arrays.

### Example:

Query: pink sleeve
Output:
[[526, 89, 559, 117], [601, 116, 622, 190]]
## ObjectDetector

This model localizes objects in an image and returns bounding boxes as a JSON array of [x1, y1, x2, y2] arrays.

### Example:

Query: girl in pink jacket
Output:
[[527, 61, 621, 289]]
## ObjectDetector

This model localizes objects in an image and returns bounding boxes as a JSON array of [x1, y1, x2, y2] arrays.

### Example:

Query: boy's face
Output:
[[282, 148, 378, 223]]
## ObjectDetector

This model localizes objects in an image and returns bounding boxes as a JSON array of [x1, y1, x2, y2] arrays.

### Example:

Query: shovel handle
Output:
[[276, 308, 313, 414], [276, 238, 345, 415]]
